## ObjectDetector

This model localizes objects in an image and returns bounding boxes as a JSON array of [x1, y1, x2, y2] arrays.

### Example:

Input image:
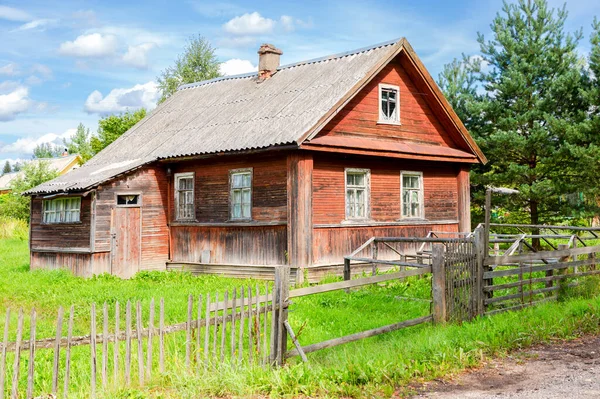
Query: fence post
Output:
[[343, 257, 351, 281], [557, 244, 570, 300], [473, 227, 485, 315], [431, 244, 447, 324], [271, 265, 290, 366]]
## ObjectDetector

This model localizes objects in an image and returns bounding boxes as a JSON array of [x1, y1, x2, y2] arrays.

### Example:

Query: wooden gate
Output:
[[111, 207, 141, 278], [444, 238, 478, 322]]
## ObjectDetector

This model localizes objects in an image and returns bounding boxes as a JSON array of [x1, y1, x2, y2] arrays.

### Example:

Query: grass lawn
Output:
[[2, 238, 600, 398]]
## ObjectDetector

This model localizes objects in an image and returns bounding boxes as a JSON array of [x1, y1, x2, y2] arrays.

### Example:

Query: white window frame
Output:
[[42, 197, 81, 224], [174, 172, 195, 221], [229, 168, 253, 221], [400, 171, 424, 219], [378, 83, 400, 125], [344, 168, 370, 221]]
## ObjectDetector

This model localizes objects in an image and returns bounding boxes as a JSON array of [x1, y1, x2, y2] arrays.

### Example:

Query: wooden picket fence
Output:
[[0, 284, 275, 398]]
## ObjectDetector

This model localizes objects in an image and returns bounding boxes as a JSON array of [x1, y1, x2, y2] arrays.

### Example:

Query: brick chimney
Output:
[[258, 44, 282, 80]]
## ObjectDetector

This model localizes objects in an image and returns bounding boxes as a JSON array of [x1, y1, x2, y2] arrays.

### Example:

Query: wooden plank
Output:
[[485, 285, 560, 305], [213, 292, 218, 364], [270, 284, 276, 365], [196, 295, 202, 371], [102, 303, 108, 389], [485, 245, 600, 266], [483, 258, 596, 279], [286, 315, 433, 358], [90, 303, 97, 399], [159, 298, 164, 374], [346, 257, 434, 267], [26, 309, 36, 399], [248, 286, 253, 364], [10, 309, 23, 399], [147, 298, 154, 380], [238, 288, 244, 363], [485, 296, 557, 316], [284, 321, 307, 362], [125, 301, 131, 385], [52, 306, 63, 396], [431, 244, 446, 324], [220, 291, 228, 363], [186, 295, 192, 368], [263, 283, 268, 365], [488, 223, 600, 232], [230, 289, 236, 362], [290, 267, 432, 298], [64, 306, 74, 399], [0, 309, 10, 399], [255, 284, 261, 361], [484, 269, 600, 292], [204, 295, 210, 369], [113, 301, 120, 386], [136, 302, 144, 386]]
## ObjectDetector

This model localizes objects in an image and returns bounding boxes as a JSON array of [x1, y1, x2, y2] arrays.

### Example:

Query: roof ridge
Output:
[[177, 37, 402, 92]]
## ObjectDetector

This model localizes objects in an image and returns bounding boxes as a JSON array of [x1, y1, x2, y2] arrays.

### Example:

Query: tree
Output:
[[0, 161, 59, 221], [90, 109, 147, 154], [12, 162, 22, 172], [157, 35, 221, 103], [33, 143, 63, 159], [64, 123, 93, 163], [439, 0, 593, 239], [2, 161, 11, 175]]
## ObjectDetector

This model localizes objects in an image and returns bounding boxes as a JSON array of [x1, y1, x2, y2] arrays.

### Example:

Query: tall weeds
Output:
[[0, 217, 28, 240]]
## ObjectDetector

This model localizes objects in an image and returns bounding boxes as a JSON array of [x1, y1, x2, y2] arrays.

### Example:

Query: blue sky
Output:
[[0, 0, 599, 165]]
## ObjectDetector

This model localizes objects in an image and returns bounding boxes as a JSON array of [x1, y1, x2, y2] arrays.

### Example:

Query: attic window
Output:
[[117, 194, 140, 206], [379, 83, 400, 124]]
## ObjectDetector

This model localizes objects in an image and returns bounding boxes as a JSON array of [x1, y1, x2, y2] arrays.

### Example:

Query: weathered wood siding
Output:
[[30, 196, 92, 250], [315, 54, 462, 149], [170, 154, 288, 265], [30, 252, 110, 277], [311, 153, 460, 265], [94, 166, 169, 271]]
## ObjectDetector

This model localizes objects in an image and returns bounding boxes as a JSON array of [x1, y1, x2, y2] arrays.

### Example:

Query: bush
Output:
[[0, 216, 28, 240]]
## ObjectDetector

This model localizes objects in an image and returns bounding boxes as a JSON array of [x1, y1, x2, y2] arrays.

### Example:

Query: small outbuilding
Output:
[[26, 38, 486, 281]]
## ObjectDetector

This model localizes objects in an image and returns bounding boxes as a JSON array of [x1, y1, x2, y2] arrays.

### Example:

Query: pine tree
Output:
[[2, 161, 11, 175], [473, 0, 588, 235]]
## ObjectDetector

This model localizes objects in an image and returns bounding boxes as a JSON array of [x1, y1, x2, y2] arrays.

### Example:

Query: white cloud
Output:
[[1, 128, 75, 155], [26, 76, 43, 85], [31, 64, 52, 79], [223, 12, 275, 35], [84, 81, 159, 115], [0, 63, 19, 76], [0, 6, 30, 22], [219, 59, 256, 76], [122, 43, 156, 69], [59, 33, 119, 58], [12, 18, 56, 32], [0, 83, 32, 121], [280, 15, 294, 32]]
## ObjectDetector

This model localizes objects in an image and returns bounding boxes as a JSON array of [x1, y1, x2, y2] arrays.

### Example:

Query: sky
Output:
[[0, 0, 599, 166]]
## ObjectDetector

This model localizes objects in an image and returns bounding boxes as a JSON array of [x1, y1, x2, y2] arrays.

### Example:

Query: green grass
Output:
[[0, 217, 28, 241], [2, 239, 600, 398]]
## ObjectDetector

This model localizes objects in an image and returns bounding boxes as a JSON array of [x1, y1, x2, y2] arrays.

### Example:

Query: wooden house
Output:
[[0, 154, 81, 194], [26, 38, 486, 281]]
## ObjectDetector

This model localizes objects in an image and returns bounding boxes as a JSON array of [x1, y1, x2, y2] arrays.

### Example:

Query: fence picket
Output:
[[113, 301, 120, 387], [147, 298, 154, 380], [0, 309, 9, 399], [248, 286, 253, 364], [26, 309, 36, 399], [204, 295, 210, 370], [196, 295, 202, 370], [52, 306, 64, 396], [220, 291, 228, 362], [102, 303, 108, 389], [125, 301, 131, 385], [159, 298, 164, 374], [212, 292, 218, 365], [263, 283, 268, 365], [230, 289, 236, 363], [238, 287, 244, 363], [10, 308, 23, 399], [90, 303, 97, 399], [186, 295, 192, 368], [64, 306, 74, 399], [255, 284, 260, 361], [136, 302, 144, 386]]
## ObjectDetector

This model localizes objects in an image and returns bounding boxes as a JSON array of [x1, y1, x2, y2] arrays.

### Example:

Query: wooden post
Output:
[[343, 258, 351, 281], [52, 306, 64, 396], [91, 303, 97, 399], [102, 303, 108, 389], [248, 286, 253, 364], [159, 299, 164, 374], [186, 295, 192, 368], [147, 298, 154, 380], [135, 302, 144, 386], [26, 309, 36, 399], [484, 188, 491, 258], [238, 288, 244, 363], [457, 166, 471, 232], [204, 295, 210, 369], [220, 291, 228, 363], [113, 302, 120, 386], [557, 244, 570, 300], [10, 309, 23, 399], [125, 301, 131, 385], [372, 241, 378, 276], [272, 266, 290, 366], [64, 306, 74, 398], [0, 309, 9, 399], [431, 244, 447, 324]]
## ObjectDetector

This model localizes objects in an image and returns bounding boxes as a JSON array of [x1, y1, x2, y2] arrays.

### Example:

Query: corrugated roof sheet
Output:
[[28, 39, 400, 194]]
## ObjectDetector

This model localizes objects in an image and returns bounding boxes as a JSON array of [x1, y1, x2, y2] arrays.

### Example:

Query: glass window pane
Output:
[[232, 174, 242, 188], [242, 204, 251, 218]]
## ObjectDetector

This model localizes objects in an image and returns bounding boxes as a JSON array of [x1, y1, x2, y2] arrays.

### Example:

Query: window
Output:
[[379, 83, 400, 124], [43, 197, 81, 224], [345, 168, 370, 220], [401, 172, 423, 218], [230, 169, 252, 220], [175, 172, 195, 221], [116, 194, 139, 206]]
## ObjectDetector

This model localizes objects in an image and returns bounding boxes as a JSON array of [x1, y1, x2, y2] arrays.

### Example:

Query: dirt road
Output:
[[413, 335, 600, 398]]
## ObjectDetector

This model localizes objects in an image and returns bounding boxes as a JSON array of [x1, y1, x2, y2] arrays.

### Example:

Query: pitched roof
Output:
[[28, 38, 485, 195], [2, 154, 81, 191]]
